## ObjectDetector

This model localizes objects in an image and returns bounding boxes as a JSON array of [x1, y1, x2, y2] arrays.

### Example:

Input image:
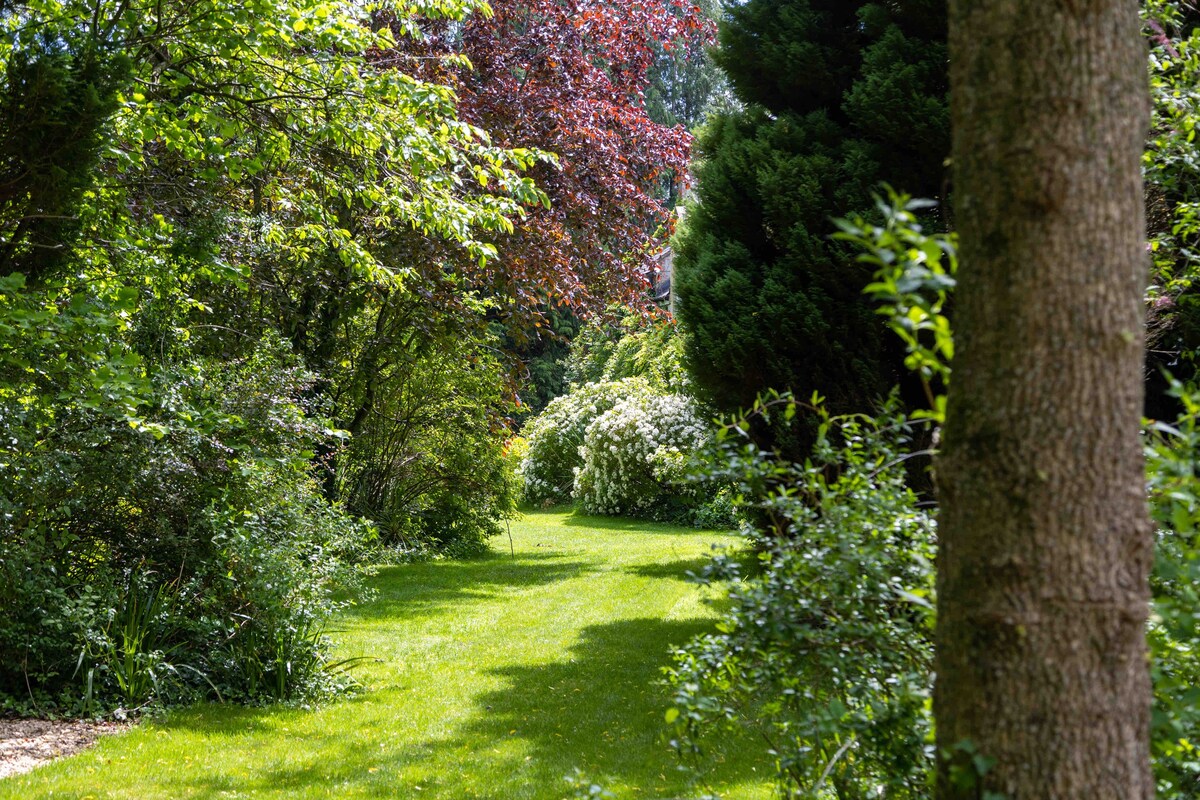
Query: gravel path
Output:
[[0, 719, 128, 779]]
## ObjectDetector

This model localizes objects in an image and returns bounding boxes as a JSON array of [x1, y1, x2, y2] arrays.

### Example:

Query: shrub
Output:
[[688, 488, 739, 530], [672, 0, 949, 461], [573, 392, 710, 517], [1144, 1, 1200, 403], [1144, 380, 1200, 796], [564, 315, 689, 395], [666, 399, 935, 798], [519, 378, 651, 504], [0, 333, 374, 711], [518, 314, 715, 516], [335, 324, 516, 557], [178, 464, 374, 703], [503, 436, 530, 504]]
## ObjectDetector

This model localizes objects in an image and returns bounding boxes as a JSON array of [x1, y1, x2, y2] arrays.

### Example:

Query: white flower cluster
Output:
[[518, 378, 652, 503], [573, 392, 708, 515]]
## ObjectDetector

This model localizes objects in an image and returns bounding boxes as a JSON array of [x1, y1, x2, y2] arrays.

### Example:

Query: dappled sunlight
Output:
[[627, 556, 717, 583], [1, 513, 770, 800]]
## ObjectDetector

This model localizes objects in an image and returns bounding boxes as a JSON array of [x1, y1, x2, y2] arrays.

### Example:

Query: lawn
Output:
[[1, 511, 773, 799]]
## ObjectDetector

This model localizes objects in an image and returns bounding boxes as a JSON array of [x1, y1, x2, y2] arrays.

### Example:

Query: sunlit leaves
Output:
[[1143, 1, 1200, 315], [834, 188, 957, 418]]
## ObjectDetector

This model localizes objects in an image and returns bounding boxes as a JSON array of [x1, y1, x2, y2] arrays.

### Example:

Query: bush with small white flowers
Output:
[[573, 392, 709, 516], [519, 378, 653, 504]]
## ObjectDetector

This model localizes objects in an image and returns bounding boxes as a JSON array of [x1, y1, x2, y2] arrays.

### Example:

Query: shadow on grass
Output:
[[153, 619, 766, 800], [152, 734, 444, 800], [627, 555, 713, 582], [151, 703, 284, 736], [341, 551, 597, 622], [89, 523, 769, 800], [437, 617, 765, 796], [515, 502, 576, 514], [561, 514, 700, 535]]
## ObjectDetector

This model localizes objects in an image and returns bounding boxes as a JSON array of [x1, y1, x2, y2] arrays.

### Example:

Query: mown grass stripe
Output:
[[0, 512, 771, 800]]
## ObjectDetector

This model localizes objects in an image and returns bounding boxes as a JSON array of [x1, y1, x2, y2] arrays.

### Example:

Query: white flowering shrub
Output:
[[574, 393, 710, 516], [519, 378, 652, 504]]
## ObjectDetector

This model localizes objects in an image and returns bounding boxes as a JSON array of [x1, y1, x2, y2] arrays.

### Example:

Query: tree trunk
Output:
[[935, 1, 1153, 797]]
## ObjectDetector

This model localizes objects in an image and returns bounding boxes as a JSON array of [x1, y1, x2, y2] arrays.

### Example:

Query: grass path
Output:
[[1, 512, 773, 799]]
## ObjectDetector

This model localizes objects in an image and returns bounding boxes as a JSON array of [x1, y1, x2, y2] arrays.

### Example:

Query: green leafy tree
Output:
[[0, 0, 550, 708], [564, 313, 688, 395], [642, 0, 726, 129], [0, 36, 128, 281], [333, 302, 518, 555]]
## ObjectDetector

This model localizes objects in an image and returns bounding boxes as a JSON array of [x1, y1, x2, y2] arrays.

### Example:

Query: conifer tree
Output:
[[674, 0, 948, 453]]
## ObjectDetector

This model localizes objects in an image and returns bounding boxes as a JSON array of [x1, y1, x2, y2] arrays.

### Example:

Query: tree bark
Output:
[[935, 1, 1153, 797]]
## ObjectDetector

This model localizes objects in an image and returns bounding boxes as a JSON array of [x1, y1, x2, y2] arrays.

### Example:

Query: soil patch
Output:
[[0, 718, 129, 779]]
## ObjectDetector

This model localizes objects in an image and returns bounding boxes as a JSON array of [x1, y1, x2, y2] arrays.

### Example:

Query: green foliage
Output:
[[190, 461, 374, 703], [673, 0, 948, 458], [836, 189, 1200, 794], [335, 313, 517, 556], [564, 769, 617, 800], [667, 400, 935, 798], [0, 0, 558, 713], [521, 318, 728, 523], [116, 0, 543, 271], [82, 578, 183, 709], [0, 37, 129, 280], [1, 512, 772, 798], [835, 188, 958, 416], [1144, 379, 1200, 795], [644, 0, 730, 133], [689, 488, 738, 531], [564, 314, 689, 395], [0, 334, 375, 710], [1145, 2, 1200, 393], [509, 309, 581, 416], [1145, 1, 1200, 202], [674, 109, 891, 445]]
